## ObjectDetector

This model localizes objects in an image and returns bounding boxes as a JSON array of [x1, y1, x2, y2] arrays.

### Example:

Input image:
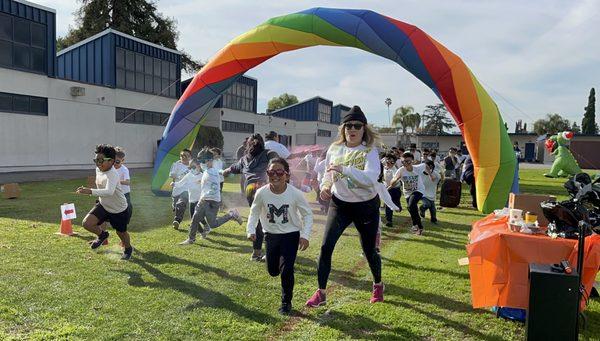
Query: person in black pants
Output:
[[305, 105, 384, 307], [389, 152, 427, 235], [246, 158, 312, 314], [461, 155, 477, 209], [224, 134, 278, 261]]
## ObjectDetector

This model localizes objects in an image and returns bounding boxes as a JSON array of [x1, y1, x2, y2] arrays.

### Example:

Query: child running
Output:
[[180, 148, 243, 245], [114, 147, 132, 219], [246, 157, 312, 315], [419, 160, 440, 224], [172, 160, 203, 220], [76, 144, 133, 260], [389, 152, 427, 235]]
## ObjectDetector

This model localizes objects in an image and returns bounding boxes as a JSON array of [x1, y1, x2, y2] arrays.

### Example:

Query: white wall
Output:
[[0, 68, 176, 172]]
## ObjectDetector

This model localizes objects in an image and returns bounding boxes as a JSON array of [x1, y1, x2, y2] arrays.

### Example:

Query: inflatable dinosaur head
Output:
[[548, 131, 574, 147]]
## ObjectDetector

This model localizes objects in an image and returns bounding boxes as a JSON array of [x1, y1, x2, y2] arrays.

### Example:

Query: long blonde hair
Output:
[[333, 122, 380, 147]]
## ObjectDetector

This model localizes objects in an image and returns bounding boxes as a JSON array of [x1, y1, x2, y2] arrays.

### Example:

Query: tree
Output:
[[267, 93, 299, 112], [571, 121, 581, 134], [533, 113, 571, 135], [57, 0, 202, 73], [582, 88, 597, 134], [421, 103, 455, 134], [392, 105, 415, 144]]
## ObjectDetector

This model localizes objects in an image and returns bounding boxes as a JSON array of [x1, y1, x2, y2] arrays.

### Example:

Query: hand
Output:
[[170, 182, 175, 187], [326, 165, 342, 174], [320, 187, 332, 201], [76, 187, 92, 195], [222, 168, 231, 177], [248, 234, 256, 241], [299, 238, 309, 251]]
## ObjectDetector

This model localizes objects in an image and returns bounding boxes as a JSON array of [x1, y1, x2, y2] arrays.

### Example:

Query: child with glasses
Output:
[[389, 152, 427, 235], [170, 149, 192, 229], [114, 147, 132, 219], [75, 144, 133, 260], [179, 148, 243, 245], [247, 157, 313, 315]]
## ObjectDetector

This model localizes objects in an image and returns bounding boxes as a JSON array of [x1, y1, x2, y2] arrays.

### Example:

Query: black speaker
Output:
[[526, 263, 579, 341]]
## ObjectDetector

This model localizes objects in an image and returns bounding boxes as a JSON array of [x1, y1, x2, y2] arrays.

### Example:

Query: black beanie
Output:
[[342, 105, 367, 124]]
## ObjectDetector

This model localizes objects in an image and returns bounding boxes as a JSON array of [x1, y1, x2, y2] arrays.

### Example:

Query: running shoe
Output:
[[305, 289, 327, 307], [370, 283, 385, 303], [90, 231, 109, 249]]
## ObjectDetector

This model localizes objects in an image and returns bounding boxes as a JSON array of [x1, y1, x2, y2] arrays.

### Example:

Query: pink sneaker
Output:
[[305, 289, 326, 307], [370, 283, 384, 303]]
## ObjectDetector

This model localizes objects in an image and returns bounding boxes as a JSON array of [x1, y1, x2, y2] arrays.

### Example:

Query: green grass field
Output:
[[1, 169, 599, 340]]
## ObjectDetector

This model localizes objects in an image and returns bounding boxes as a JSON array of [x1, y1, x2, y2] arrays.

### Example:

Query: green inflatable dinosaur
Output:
[[544, 131, 582, 178]]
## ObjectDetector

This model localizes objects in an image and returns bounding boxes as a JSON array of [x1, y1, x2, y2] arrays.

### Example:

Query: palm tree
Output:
[[392, 105, 414, 145]]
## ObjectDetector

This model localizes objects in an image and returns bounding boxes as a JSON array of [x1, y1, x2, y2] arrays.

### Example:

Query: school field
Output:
[[1, 169, 599, 340]]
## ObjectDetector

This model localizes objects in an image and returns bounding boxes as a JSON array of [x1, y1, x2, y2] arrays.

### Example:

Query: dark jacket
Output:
[[461, 156, 475, 184], [230, 149, 278, 186]]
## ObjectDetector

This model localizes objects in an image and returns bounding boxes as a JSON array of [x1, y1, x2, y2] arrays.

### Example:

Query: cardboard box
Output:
[[1, 183, 21, 199], [508, 193, 556, 227], [87, 176, 97, 189]]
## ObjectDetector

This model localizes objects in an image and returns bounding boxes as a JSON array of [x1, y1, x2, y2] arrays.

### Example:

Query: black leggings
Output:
[[317, 195, 381, 289], [265, 231, 299, 304], [246, 182, 264, 251], [406, 191, 424, 229]]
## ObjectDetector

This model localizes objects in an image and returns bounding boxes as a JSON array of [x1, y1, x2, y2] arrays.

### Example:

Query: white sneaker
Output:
[[410, 225, 419, 232], [229, 208, 243, 225], [200, 228, 211, 239], [179, 239, 194, 245], [172, 220, 180, 230]]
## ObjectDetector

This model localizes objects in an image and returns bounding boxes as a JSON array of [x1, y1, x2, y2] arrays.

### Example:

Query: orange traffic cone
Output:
[[56, 218, 78, 236]]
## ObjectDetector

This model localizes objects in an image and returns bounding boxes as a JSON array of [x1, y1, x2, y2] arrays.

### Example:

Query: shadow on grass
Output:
[[381, 256, 470, 280], [120, 250, 276, 325], [388, 300, 504, 340]]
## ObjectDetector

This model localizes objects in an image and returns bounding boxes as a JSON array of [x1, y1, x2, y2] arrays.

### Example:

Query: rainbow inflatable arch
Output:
[[152, 7, 517, 213]]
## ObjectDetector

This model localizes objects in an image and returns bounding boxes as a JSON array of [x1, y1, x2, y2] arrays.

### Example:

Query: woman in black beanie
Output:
[[305, 105, 385, 307]]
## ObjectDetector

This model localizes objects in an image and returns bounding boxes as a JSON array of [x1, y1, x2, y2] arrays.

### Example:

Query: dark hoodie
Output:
[[230, 149, 278, 187]]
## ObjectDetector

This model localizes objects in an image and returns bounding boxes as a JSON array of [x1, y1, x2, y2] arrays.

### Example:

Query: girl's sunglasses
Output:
[[93, 158, 112, 164], [344, 123, 364, 130], [267, 169, 288, 177]]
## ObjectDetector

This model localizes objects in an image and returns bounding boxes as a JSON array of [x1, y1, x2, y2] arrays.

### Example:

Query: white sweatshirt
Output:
[[320, 144, 380, 203], [213, 158, 225, 183], [175, 171, 203, 202], [115, 165, 130, 194], [169, 161, 190, 197], [91, 166, 128, 213], [394, 163, 427, 198], [199, 167, 222, 202], [246, 185, 313, 240]]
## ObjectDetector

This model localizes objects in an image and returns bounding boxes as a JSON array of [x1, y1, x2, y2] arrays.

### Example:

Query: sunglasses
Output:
[[93, 158, 112, 164], [115, 160, 122, 164], [180, 154, 189, 158], [267, 169, 288, 177], [344, 123, 364, 130], [401, 160, 412, 164]]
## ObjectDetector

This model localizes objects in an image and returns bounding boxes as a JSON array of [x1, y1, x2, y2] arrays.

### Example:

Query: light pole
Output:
[[385, 98, 392, 127]]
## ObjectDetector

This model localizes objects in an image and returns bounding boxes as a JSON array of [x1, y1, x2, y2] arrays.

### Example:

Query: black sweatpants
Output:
[[385, 187, 402, 223], [317, 195, 381, 289], [406, 191, 424, 229], [265, 231, 300, 304]]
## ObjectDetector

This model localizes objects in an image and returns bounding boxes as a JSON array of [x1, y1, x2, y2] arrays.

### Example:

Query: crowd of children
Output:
[[76, 107, 478, 316]]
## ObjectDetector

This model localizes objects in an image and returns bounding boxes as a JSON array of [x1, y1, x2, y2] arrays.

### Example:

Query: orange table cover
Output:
[[467, 214, 600, 310]]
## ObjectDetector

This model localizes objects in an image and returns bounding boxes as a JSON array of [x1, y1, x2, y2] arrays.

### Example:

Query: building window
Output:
[[318, 103, 331, 123], [222, 120, 254, 133], [317, 129, 331, 137], [115, 47, 178, 98], [0, 14, 47, 74], [221, 81, 255, 112], [115, 107, 170, 126], [0, 92, 47, 116]]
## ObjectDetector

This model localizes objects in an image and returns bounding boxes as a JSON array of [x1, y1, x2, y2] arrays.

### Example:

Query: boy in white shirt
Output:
[[76, 144, 133, 260], [389, 152, 426, 235], [114, 147, 132, 219], [247, 157, 312, 315], [382, 153, 402, 227], [419, 160, 440, 224], [170, 149, 192, 229], [180, 149, 243, 244]]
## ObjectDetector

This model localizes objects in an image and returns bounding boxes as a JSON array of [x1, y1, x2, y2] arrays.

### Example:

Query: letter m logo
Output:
[[267, 204, 289, 224]]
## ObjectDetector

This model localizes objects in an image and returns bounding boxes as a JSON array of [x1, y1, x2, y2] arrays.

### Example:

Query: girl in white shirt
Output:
[[247, 157, 312, 315]]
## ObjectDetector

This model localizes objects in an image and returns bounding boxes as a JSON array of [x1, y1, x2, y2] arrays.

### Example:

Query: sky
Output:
[[38, 0, 600, 131]]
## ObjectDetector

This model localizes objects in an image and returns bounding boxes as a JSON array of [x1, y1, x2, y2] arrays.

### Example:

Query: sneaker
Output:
[[229, 208, 243, 225], [410, 225, 419, 232], [200, 228, 211, 239], [413, 228, 424, 236], [370, 283, 385, 303], [278, 302, 292, 315], [121, 247, 133, 260], [90, 231, 109, 249], [419, 206, 426, 218], [385, 221, 393, 228], [172, 220, 180, 230], [376, 248, 381, 254], [306, 289, 326, 307], [179, 239, 195, 245], [250, 252, 263, 262]]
